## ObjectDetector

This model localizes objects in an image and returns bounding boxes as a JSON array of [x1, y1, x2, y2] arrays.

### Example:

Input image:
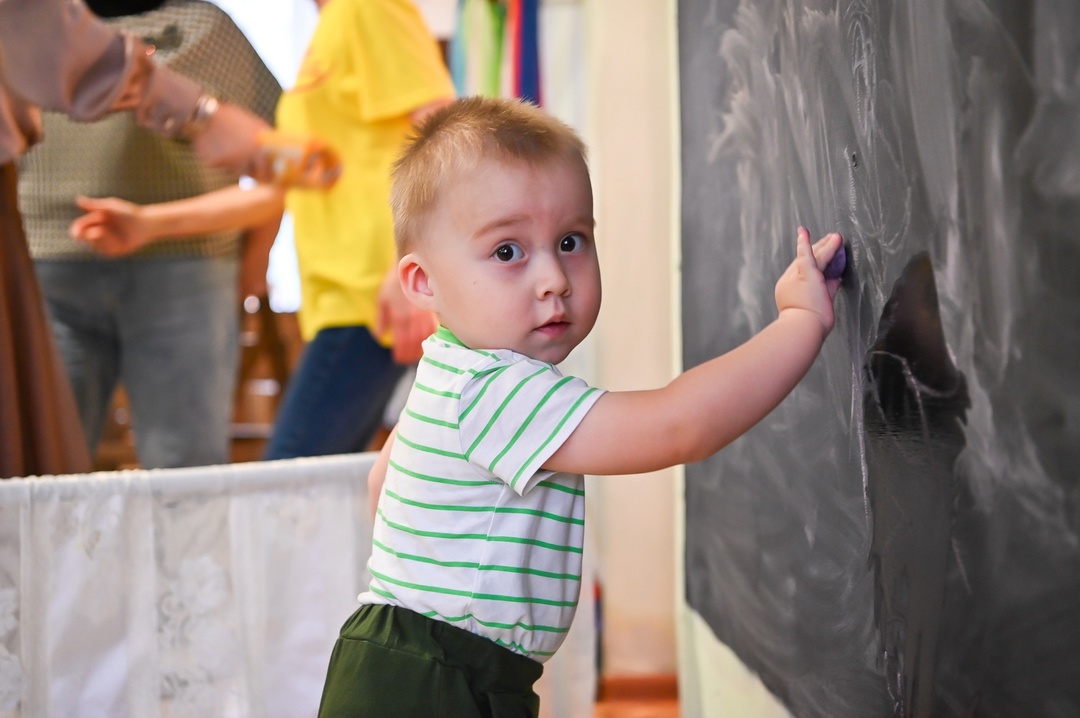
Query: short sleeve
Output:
[[345, 0, 454, 123], [458, 357, 604, 495]]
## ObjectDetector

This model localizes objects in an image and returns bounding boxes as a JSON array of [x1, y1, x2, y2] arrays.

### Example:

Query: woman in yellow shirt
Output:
[[267, 0, 454, 458]]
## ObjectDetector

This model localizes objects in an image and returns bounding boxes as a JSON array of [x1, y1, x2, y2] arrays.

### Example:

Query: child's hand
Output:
[[774, 226, 844, 335], [68, 196, 154, 257]]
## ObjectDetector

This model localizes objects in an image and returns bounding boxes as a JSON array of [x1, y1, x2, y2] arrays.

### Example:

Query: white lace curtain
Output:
[[0, 454, 596, 717]]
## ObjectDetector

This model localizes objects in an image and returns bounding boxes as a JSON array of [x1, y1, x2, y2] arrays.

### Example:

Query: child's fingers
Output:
[[810, 232, 843, 271], [810, 232, 840, 252], [794, 227, 845, 280], [796, 226, 810, 245], [795, 226, 813, 259]]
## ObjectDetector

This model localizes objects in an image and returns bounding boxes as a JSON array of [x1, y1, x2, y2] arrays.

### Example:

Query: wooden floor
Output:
[[594, 698, 680, 718], [594, 675, 680, 718]]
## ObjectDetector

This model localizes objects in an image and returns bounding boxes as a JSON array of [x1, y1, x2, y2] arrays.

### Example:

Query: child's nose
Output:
[[537, 257, 571, 298]]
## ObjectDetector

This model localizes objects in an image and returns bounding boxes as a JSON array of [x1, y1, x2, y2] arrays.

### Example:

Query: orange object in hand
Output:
[[254, 130, 342, 189]]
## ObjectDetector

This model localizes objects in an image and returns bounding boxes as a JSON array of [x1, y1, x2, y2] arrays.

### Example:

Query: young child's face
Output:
[[407, 155, 600, 365]]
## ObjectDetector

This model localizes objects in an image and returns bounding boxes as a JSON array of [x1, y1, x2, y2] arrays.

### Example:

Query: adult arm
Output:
[[375, 266, 438, 364], [238, 209, 284, 300], [0, 0, 333, 181], [545, 229, 844, 476], [69, 184, 285, 257], [0, 0, 199, 132]]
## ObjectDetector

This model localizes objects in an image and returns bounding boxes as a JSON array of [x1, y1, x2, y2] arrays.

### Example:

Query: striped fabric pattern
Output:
[[359, 327, 604, 661]]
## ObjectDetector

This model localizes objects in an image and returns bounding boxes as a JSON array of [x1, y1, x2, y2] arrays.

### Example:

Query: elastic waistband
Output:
[[342, 604, 543, 693]]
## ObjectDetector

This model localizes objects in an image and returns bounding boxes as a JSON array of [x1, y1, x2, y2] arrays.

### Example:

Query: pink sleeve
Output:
[[0, 0, 200, 136]]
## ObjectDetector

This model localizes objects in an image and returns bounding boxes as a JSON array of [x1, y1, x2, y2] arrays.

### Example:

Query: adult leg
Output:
[[34, 259, 122, 454], [120, 256, 239, 469], [0, 162, 90, 478], [263, 326, 404, 460]]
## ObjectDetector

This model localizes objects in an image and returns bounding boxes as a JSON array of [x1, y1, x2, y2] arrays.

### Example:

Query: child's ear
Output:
[[399, 253, 436, 311]]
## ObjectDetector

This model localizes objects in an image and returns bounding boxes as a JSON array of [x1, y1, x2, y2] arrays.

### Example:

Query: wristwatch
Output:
[[181, 93, 220, 140]]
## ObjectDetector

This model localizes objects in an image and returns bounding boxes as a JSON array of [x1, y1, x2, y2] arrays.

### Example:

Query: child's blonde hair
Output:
[[390, 96, 588, 252]]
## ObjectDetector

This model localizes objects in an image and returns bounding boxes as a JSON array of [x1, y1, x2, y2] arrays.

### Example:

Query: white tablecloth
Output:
[[0, 454, 595, 717]]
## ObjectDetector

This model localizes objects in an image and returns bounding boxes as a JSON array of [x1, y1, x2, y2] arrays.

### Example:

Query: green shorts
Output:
[[317, 604, 544, 718]]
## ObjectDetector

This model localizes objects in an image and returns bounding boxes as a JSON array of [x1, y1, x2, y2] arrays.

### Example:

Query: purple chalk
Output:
[[823, 243, 847, 280]]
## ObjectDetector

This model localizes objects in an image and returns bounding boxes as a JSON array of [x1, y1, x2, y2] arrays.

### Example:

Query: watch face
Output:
[[84, 0, 168, 19]]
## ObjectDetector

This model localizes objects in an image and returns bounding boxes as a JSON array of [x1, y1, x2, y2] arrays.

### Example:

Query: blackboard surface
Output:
[[679, 1, 1080, 716]]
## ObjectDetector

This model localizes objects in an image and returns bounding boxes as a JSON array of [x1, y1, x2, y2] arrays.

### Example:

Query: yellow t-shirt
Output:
[[276, 0, 454, 341]]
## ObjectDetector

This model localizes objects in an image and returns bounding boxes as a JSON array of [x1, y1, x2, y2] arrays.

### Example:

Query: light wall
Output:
[[583, 0, 680, 677]]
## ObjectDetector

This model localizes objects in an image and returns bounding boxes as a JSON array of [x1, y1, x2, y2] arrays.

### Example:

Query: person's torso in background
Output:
[[274, 0, 453, 339], [17, 0, 280, 261]]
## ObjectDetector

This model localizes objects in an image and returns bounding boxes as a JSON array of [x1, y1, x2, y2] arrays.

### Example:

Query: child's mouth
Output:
[[536, 320, 570, 336]]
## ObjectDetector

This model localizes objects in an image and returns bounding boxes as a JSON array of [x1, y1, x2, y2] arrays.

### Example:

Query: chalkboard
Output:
[[679, 1, 1080, 716]]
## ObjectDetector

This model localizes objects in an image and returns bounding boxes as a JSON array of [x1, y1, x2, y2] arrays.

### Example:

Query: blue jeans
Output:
[[263, 325, 404, 460], [34, 257, 238, 469]]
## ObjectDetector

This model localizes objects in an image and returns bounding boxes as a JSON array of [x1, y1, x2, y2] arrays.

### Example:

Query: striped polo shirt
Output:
[[359, 327, 604, 661]]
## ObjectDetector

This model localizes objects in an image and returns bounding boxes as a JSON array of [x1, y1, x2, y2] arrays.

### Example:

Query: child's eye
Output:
[[494, 243, 524, 262], [559, 233, 587, 253]]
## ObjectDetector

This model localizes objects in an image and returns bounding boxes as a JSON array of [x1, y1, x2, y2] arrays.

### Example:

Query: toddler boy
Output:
[[317, 96, 844, 717]]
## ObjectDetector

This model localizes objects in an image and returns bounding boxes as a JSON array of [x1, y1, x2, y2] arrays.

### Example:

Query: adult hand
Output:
[[68, 196, 154, 257], [190, 101, 268, 176], [191, 102, 342, 188], [249, 130, 343, 189], [376, 268, 437, 364]]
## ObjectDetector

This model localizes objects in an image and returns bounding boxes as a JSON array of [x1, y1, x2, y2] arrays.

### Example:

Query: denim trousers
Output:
[[263, 325, 405, 460], [34, 256, 239, 469]]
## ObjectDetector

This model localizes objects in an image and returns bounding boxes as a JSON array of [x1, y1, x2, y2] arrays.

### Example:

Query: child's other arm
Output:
[[367, 429, 396, 522], [545, 227, 843, 477]]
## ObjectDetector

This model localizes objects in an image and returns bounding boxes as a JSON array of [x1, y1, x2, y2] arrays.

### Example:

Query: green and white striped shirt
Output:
[[359, 326, 604, 661]]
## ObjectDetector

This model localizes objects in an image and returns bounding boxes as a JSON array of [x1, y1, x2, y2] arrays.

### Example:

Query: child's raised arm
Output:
[[544, 227, 843, 477]]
